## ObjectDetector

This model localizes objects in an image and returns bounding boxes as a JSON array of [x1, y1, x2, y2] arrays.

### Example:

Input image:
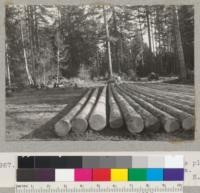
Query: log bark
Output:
[[111, 85, 144, 134], [116, 87, 160, 132], [71, 88, 99, 133], [117, 85, 180, 133], [89, 86, 107, 131], [122, 85, 194, 130], [128, 85, 194, 115], [108, 85, 123, 129], [54, 89, 92, 137]]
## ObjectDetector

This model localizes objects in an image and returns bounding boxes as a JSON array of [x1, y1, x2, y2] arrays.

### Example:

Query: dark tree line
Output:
[[5, 5, 194, 87]]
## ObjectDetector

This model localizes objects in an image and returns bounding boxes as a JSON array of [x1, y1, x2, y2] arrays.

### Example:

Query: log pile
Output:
[[54, 82, 195, 137]]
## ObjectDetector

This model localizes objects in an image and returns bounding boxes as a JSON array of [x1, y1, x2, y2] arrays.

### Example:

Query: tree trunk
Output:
[[103, 6, 113, 78], [137, 9, 144, 66], [43, 62, 46, 85], [56, 48, 60, 85], [56, 8, 62, 85], [172, 6, 187, 80], [146, 7, 152, 53], [150, 14, 155, 53], [28, 6, 37, 84], [5, 42, 11, 87], [112, 7, 121, 73], [33, 5, 40, 83], [20, 18, 34, 85]]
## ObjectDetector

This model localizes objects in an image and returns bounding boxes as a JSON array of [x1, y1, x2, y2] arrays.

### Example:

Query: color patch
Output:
[[18, 157, 35, 168], [128, 168, 147, 181], [132, 157, 148, 168], [165, 155, 184, 168], [147, 168, 163, 181], [111, 169, 128, 181], [164, 169, 184, 181], [99, 157, 116, 168], [17, 169, 35, 182], [148, 157, 165, 168], [34, 156, 82, 168], [17, 169, 55, 182], [55, 169, 74, 182], [115, 156, 132, 168], [82, 156, 100, 168], [75, 169, 92, 181], [92, 169, 111, 181], [35, 169, 55, 181]]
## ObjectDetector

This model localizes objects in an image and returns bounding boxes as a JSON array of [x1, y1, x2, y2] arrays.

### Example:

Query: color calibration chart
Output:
[[0, 152, 200, 193], [15, 155, 184, 193], [17, 155, 184, 182]]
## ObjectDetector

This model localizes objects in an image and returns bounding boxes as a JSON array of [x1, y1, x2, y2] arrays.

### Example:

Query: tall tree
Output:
[[20, 17, 34, 85], [5, 42, 11, 87], [145, 7, 152, 53], [172, 6, 187, 80], [103, 6, 113, 78]]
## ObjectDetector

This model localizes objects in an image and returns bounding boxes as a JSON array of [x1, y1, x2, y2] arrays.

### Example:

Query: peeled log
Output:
[[71, 88, 99, 133], [111, 85, 144, 134], [89, 86, 107, 131], [108, 85, 123, 129], [118, 85, 180, 133], [131, 84, 194, 102], [54, 89, 92, 137], [130, 85, 194, 115], [116, 87, 160, 132], [136, 83, 194, 96], [122, 85, 194, 130], [126, 84, 194, 107]]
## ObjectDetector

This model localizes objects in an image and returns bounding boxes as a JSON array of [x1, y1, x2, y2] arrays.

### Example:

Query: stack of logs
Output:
[[54, 83, 194, 137]]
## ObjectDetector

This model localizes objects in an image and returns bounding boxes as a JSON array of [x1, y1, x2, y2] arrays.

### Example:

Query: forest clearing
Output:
[[5, 5, 194, 141], [6, 81, 194, 141]]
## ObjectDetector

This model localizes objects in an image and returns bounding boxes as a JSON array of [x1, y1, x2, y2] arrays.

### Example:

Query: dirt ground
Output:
[[6, 86, 194, 141]]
